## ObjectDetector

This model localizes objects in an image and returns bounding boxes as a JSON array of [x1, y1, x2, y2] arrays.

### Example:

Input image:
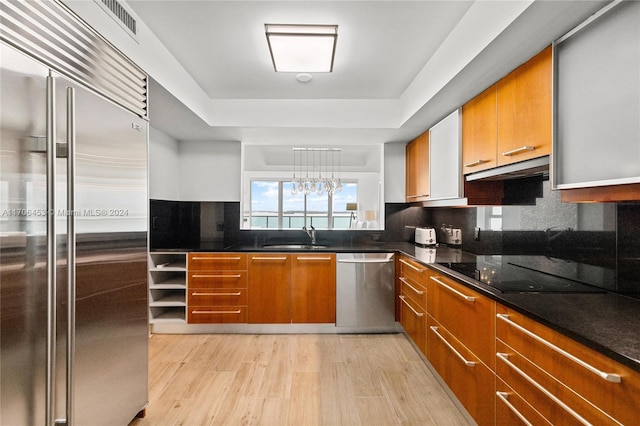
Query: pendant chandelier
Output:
[[291, 147, 342, 196]]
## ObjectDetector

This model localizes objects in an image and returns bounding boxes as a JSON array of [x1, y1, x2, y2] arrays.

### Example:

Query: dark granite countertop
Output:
[[151, 242, 640, 372]]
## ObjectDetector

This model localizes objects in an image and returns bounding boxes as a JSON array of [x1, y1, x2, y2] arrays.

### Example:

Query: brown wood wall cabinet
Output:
[[462, 45, 552, 174], [187, 253, 248, 323], [405, 131, 430, 202], [396, 259, 640, 426]]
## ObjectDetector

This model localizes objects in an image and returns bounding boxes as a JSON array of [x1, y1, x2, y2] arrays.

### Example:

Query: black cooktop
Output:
[[438, 255, 607, 294]]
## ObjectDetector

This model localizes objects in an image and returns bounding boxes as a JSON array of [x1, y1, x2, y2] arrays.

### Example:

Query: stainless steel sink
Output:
[[262, 244, 328, 250]]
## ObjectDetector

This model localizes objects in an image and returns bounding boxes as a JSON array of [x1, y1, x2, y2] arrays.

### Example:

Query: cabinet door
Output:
[[399, 295, 426, 355], [462, 85, 497, 174], [248, 254, 291, 323], [554, 1, 640, 192], [427, 271, 496, 369], [429, 109, 462, 199], [497, 46, 552, 166], [405, 132, 430, 202], [291, 254, 336, 323], [427, 316, 495, 426]]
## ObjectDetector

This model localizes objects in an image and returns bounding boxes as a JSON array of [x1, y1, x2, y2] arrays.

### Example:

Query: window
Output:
[[245, 179, 357, 229]]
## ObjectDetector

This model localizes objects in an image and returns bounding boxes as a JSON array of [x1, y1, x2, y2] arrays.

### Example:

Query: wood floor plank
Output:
[[130, 333, 472, 426]]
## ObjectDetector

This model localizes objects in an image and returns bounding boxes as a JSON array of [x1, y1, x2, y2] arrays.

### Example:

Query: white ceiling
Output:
[[121, 0, 610, 145]]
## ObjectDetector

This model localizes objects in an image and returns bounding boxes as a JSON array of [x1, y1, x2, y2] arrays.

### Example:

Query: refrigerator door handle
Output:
[[46, 73, 57, 426], [66, 86, 77, 426]]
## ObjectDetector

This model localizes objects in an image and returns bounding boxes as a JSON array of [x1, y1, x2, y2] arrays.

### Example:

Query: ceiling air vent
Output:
[[94, 0, 138, 40]]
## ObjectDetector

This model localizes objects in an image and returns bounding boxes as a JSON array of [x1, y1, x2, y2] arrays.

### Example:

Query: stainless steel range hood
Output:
[[465, 156, 550, 181]]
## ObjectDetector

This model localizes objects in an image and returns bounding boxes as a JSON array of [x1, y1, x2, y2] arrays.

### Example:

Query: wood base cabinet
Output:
[[496, 378, 552, 426], [398, 256, 428, 354], [427, 315, 495, 426], [496, 305, 640, 425], [187, 253, 248, 324], [248, 254, 292, 323], [291, 254, 336, 323]]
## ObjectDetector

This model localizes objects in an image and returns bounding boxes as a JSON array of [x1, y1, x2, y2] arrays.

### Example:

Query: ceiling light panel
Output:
[[265, 24, 338, 72]]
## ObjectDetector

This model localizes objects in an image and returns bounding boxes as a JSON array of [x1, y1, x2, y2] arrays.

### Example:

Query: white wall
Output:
[[178, 141, 241, 201], [384, 142, 407, 202], [149, 127, 179, 200]]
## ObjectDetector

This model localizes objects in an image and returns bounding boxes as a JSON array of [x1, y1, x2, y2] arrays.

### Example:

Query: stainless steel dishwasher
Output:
[[336, 253, 398, 332]]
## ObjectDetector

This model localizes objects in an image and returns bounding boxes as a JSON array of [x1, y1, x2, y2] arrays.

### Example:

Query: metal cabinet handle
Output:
[[296, 256, 332, 261], [430, 276, 475, 302], [497, 314, 621, 383], [464, 159, 487, 168], [496, 392, 533, 426], [497, 352, 590, 425], [399, 277, 424, 295], [501, 145, 535, 156], [251, 256, 288, 261], [191, 309, 241, 314], [191, 274, 241, 278], [399, 259, 424, 273], [191, 256, 241, 261], [191, 292, 242, 296], [399, 295, 424, 317], [430, 326, 476, 367]]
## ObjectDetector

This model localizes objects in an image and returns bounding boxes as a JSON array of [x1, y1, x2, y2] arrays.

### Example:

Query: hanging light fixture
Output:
[[292, 147, 341, 197]]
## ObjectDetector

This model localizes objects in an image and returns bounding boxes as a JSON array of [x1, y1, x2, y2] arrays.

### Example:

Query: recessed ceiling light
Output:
[[265, 24, 338, 73], [295, 73, 313, 83]]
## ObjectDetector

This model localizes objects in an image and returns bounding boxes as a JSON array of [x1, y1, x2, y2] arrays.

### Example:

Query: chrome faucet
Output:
[[303, 225, 316, 245]]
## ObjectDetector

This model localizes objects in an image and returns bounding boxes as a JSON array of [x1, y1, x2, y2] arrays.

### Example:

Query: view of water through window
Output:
[[248, 180, 357, 229]]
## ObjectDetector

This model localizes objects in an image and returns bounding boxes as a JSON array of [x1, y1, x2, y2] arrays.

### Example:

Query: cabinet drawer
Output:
[[496, 340, 616, 425], [399, 295, 426, 355], [496, 306, 640, 425], [188, 306, 247, 324], [400, 275, 426, 310], [188, 271, 247, 288], [427, 315, 495, 426], [188, 253, 247, 271], [496, 378, 552, 426], [188, 288, 247, 307], [399, 256, 428, 286], [427, 271, 495, 369]]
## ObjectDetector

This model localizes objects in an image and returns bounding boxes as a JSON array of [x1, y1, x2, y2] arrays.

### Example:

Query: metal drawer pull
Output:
[[497, 353, 591, 426], [501, 145, 535, 156], [192, 274, 241, 278], [296, 257, 332, 261], [191, 292, 241, 296], [399, 296, 424, 317], [399, 259, 424, 273], [191, 256, 241, 261], [430, 276, 475, 302], [251, 256, 287, 261], [464, 159, 487, 168], [497, 314, 622, 383], [430, 326, 476, 367], [406, 194, 429, 199], [399, 277, 424, 295], [191, 309, 241, 314], [496, 392, 533, 426]]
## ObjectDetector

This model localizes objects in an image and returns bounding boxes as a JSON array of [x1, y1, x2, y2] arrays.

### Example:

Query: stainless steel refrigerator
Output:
[[1, 1, 149, 424]]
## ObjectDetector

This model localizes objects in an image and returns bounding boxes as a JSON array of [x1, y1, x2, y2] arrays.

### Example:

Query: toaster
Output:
[[415, 227, 437, 246]]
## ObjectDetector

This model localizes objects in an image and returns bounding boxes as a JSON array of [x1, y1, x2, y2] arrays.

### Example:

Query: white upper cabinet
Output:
[[429, 109, 462, 200], [554, 1, 640, 189]]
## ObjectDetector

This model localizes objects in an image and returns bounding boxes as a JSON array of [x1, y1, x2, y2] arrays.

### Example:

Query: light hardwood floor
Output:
[[129, 333, 471, 426]]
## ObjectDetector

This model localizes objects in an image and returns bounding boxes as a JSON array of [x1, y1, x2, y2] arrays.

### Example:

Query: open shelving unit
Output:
[[149, 252, 187, 327]]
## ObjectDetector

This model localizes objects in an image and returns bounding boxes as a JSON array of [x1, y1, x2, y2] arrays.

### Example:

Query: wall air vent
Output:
[[94, 0, 138, 40]]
